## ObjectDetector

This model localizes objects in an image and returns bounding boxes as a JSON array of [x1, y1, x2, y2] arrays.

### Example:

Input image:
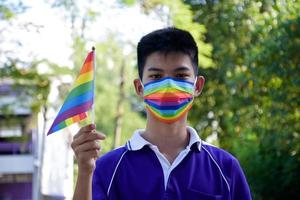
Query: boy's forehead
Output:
[[144, 52, 194, 70]]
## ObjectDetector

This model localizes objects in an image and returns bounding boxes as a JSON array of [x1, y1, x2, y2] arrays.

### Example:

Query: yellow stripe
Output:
[[72, 71, 93, 89], [65, 118, 73, 126]]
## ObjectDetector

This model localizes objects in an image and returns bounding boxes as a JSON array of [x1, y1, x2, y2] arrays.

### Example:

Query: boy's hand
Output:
[[71, 124, 106, 175]]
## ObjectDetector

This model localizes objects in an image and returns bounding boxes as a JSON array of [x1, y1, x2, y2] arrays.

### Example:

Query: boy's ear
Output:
[[194, 76, 205, 96], [133, 79, 144, 97]]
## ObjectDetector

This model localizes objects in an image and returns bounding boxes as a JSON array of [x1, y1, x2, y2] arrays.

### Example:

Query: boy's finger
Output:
[[74, 124, 95, 139], [72, 131, 106, 147], [74, 140, 101, 153]]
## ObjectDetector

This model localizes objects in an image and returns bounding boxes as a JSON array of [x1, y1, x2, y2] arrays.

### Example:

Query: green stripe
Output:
[[66, 81, 93, 101], [56, 120, 67, 131]]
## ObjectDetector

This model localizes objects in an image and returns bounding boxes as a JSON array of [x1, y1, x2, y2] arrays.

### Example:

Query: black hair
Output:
[[137, 27, 199, 80]]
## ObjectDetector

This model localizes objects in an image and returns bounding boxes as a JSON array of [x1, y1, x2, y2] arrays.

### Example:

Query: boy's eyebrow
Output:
[[174, 66, 191, 71], [147, 67, 164, 72], [146, 66, 192, 72]]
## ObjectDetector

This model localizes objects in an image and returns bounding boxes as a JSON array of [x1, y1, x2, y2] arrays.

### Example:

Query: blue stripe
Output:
[[51, 123, 63, 133], [58, 90, 94, 115], [148, 103, 191, 115], [146, 98, 193, 106], [144, 99, 192, 110]]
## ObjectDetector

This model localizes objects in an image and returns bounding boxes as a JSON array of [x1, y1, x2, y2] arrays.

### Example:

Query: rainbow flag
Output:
[[47, 49, 95, 135]]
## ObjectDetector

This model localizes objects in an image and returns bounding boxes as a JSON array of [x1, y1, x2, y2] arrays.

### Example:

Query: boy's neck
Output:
[[142, 115, 190, 164]]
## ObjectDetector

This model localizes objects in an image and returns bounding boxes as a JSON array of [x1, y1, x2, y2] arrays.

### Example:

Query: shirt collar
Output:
[[126, 126, 202, 152]]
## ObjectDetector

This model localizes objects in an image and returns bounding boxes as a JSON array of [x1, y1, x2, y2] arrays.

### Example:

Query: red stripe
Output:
[[79, 112, 87, 120], [144, 94, 193, 101], [144, 92, 192, 99], [80, 51, 94, 74]]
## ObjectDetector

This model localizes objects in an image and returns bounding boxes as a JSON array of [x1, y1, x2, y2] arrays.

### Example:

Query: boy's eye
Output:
[[175, 73, 190, 79], [149, 74, 162, 79]]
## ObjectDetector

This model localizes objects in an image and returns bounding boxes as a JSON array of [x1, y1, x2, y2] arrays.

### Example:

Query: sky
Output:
[[0, 0, 165, 68]]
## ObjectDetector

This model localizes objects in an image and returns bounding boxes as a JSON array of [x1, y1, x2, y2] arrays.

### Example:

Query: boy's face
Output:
[[134, 52, 205, 97]]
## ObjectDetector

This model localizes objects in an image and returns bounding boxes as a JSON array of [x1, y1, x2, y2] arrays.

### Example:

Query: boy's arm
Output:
[[71, 124, 106, 200], [74, 170, 93, 200], [230, 158, 252, 200]]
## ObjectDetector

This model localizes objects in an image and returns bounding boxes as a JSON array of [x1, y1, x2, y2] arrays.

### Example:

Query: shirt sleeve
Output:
[[230, 158, 252, 200]]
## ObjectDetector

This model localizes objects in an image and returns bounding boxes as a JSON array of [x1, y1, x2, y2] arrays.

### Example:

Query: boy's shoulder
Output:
[[96, 146, 128, 168], [93, 146, 129, 187], [201, 141, 237, 160], [92, 146, 129, 196], [200, 141, 241, 173]]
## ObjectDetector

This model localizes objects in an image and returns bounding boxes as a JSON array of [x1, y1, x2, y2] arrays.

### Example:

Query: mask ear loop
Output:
[[193, 77, 198, 96], [139, 79, 145, 97], [140, 79, 145, 89], [140, 79, 144, 88]]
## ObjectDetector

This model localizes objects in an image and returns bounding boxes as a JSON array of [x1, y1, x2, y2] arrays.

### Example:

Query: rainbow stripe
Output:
[[143, 77, 194, 123], [47, 50, 95, 135]]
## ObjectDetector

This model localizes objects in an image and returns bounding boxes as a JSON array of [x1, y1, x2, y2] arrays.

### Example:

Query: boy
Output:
[[71, 27, 252, 200]]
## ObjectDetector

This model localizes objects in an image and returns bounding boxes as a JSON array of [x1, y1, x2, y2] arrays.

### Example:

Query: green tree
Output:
[[184, 1, 300, 199]]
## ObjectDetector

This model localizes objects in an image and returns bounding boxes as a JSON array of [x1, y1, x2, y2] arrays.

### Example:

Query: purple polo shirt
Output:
[[92, 127, 251, 200]]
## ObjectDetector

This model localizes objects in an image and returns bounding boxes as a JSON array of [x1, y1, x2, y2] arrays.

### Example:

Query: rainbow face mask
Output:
[[143, 77, 196, 123]]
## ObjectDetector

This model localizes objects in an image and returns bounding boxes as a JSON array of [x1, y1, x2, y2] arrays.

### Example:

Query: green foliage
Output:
[[119, 0, 137, 6], [0, 0, 26, 20], [184, 0, 300, 199], [0, 59, 51, 113]]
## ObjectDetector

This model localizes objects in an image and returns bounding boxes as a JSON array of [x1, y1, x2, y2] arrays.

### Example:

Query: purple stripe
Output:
[[146, 98, 192, 106], [50, 100, 93, 131]]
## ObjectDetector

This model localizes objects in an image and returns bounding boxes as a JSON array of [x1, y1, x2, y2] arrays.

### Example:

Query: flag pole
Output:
[[91, 46, 96, 124]]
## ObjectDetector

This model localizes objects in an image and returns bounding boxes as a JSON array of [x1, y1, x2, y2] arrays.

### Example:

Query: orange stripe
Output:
[[144, 92, 192, 99], [80, 61, 93, 74], [72, 114, 81, 123], [80, 51, 94, 74]]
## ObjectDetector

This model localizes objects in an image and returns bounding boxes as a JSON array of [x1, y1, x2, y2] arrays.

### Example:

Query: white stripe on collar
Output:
[[126, 126, 201, 151]]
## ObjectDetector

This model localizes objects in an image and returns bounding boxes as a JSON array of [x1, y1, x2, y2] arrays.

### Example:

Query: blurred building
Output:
[[0, 80, 41, 200], [0, 78, 74, 200]]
